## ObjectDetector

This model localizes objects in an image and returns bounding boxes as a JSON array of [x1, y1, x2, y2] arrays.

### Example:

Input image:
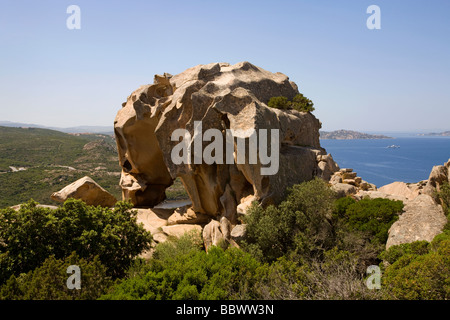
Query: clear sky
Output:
[[0, 0, 449, 131]]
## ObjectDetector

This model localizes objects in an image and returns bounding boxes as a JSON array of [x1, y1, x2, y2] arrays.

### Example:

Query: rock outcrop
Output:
[[51, 176, 117, 207], [114, 62, 339, 226], [422, 160, 450, 199], [378, 181, 423, 201], [381, 159, 450, 249], [329, 168, 376, 198], [386, 194, 447, 249]]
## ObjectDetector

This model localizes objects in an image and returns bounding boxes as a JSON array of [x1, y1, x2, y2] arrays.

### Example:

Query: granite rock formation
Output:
[[114, 62, 339, 227], [51, 176, 117, 207]]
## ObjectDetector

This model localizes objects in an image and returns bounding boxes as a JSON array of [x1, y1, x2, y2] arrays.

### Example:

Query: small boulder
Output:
[[161, 224, 202, 239], [168, 207, 210, 225], [331, 183, 356, 198], [237, 195, 257, 217], [230, 224, 247, 243], [329, 173, 342, 185], [423, 165, 449, 199], [51, 176, 117, 207], [203, 220, 227, 252]]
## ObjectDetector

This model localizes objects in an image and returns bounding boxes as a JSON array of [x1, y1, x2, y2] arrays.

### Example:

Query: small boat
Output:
[[386, 145, 400, 149]]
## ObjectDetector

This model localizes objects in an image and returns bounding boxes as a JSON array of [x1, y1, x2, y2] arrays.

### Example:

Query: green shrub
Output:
[[267, 96, 290, 110], [0, 252, 111, 300], [382, 233, 450, 300], [242, 178, 336, 262], [0, 199, 152, 284], [340, 198, 403, 245], [290, 94, 315, 112], [333, 196, 357, 219], [267, 94, 315, 113], [380, 241, 430, 265], [101, 235, 264, 300]]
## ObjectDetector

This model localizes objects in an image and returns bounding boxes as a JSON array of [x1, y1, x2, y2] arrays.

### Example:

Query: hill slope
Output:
[[0, 126, 121, 208]]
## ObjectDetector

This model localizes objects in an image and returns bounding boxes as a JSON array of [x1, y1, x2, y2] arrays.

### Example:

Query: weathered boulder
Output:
[[356, 190, 407, 202], [114, 62, 338, 222], [236, 195, 257, 217], [378, 181, 420, 201], [230, 224, 247, 243], [51, 176, 117, 207], [331, 183, 357, 198], [168, 207, 211, 225], [203, 220, 227, 252], [161, 224, 202, 239], [135, 207, 172, 234], [329, 168, 376, 196], [423, 162, 449, 199], [316, 154, 340, 181], [386, 194, 447, 249]]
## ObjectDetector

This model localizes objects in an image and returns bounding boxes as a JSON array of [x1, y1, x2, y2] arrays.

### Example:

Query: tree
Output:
[[337, 198, 403, 245], [242, 178, 337, 262], [0, 253, 111, 300], [0, 199, 152, 284], [267, 94, 315, 113], [290, 94, 315, 112]]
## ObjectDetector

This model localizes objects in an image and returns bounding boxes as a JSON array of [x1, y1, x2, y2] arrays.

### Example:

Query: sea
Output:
[[320, 135, 450, 188]]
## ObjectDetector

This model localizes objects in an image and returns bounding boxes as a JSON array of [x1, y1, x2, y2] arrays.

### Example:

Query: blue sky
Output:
[[0, 0, 449, 131]]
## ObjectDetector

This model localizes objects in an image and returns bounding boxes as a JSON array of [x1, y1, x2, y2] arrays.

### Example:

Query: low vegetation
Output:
[[0, 126, 122, 208], [0, 178, 448, 300], [267, 93, 315, 113], [0, 199, 152, 285], [0, 126, 188, 208]]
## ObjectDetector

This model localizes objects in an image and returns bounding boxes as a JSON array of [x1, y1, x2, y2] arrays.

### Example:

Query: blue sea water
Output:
[[320, 137, 450, 188]]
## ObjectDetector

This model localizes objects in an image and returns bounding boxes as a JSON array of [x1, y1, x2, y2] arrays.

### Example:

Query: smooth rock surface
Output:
[[51, 176, 117, 207], [386, 194, 447, 249], [114, 62, 338, 221]]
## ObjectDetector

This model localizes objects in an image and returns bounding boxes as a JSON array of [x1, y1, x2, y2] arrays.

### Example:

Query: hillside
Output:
[[0, 126, 122, 208], [320, 129, 392, 139], [0, 121, 113, 134]]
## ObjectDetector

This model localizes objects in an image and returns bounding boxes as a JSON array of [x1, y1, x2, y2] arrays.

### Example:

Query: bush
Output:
[[267, 94, 315, 113], [242, 178, 336, 262], [381, 233, 450, 300], [101, 234, 264, 300], [267, 96, 290, 110], [380, 241, 430, 265], [331, 197, 404, 271], [0, 199, 152, 284], [339, 198, 403, 245], [290, 94, 315, 113], [0, 252, 111, 300]]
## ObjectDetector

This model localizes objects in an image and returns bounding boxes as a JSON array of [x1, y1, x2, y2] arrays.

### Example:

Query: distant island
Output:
[[320, 130, 393, 140], [418, 131, 450, 137]]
